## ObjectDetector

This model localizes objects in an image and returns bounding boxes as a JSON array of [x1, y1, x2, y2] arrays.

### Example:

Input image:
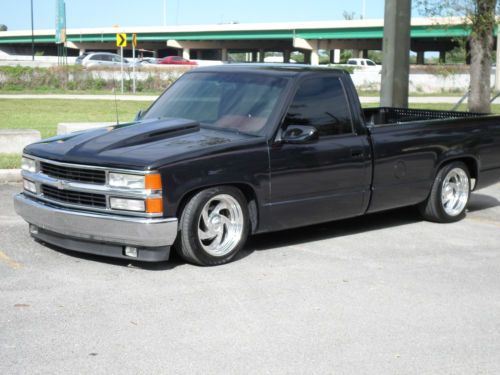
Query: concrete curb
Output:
[[0, 169, 21, 183], [0, 129, 41, 154]]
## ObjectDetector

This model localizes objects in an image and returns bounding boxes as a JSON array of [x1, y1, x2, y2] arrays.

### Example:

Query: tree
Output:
[[416, 0, 497, 113], [0, 24, 7, 31]]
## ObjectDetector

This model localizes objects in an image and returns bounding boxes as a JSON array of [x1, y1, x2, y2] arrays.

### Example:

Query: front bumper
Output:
[[14, 193, 178, 262]]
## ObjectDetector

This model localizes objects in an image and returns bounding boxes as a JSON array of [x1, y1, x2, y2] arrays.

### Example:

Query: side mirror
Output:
[[281, 125, 319, 144], [134, 110, 143, 121]]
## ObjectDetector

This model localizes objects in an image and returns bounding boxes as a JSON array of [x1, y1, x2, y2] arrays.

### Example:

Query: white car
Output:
[[347, 58, 381, 72], [75, 52, 129, 68]]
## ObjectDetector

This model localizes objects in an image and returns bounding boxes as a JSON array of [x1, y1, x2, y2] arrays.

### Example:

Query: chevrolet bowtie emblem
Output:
[[56, 181, 65, 190]]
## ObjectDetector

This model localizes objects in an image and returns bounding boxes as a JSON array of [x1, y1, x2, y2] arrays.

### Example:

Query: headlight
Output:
[[21, 157, 36, 173], [108, 173, 162, 190], [109, 197, 145, 212], [23, 179, 37, 193], [108, 173, 145, 189]]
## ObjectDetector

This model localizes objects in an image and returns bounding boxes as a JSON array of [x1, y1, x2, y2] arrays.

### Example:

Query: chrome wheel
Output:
[[441, 168, 469, 217], [197, 194, 244, 257]]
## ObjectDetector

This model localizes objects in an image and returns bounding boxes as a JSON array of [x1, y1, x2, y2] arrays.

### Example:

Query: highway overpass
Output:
[[0, 17, 494, 64]]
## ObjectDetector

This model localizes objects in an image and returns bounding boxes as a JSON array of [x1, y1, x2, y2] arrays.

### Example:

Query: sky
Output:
[[1, 0, 389, 31]]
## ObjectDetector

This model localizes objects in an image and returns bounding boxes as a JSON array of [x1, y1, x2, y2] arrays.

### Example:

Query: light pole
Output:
[[30, 0, 34, 61]]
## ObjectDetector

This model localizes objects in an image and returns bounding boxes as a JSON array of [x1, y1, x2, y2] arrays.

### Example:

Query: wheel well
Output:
[[176, 183, 259, 233], [439, 157, 478, 180]]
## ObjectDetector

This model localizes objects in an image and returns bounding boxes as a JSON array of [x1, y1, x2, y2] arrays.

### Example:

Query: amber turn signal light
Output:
[[145, 174, 162, 190], [146, 197, 163, 214]]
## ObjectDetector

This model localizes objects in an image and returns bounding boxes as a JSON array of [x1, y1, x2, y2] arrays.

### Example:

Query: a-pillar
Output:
[[416, 51, 425, 65], [182, 48, 190, 60], [283, 50, 291, 63], [221, 48, 228, 61]]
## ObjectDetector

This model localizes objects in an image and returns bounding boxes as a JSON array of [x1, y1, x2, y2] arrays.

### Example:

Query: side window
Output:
[[284, 77, 353, 136], [347, 60, 356, 65], [366, 60, 376, 66], [98, 55, 112, 62]]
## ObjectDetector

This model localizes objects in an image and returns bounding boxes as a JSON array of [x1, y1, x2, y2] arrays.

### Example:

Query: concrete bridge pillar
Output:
[[221, 48, 228, 61], [439, 50, 446, 64], [182, 48, 190, 60], [283, 50, 291, 63], [352, 49, 363, 58], [416, 51, 425, 65], [330, 49, 341, 63], [259, 49, 265, 62]]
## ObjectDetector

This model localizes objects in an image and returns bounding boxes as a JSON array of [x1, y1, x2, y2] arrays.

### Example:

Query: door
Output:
[[268, 75, 372, 230]]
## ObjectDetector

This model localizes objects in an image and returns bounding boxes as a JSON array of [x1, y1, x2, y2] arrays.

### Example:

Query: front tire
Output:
[[176, 186, 249, 266], [418, 161, 471, 223]]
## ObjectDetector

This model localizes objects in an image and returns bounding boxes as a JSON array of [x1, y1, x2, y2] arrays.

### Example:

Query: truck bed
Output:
[[363, 107, 484, 126]]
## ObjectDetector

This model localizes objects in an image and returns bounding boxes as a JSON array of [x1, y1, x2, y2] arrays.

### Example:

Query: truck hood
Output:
[[24, 118, 265, 170]]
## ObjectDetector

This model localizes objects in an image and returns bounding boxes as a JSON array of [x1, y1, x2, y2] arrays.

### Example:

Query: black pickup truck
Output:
[[14, 65, 500, 265]]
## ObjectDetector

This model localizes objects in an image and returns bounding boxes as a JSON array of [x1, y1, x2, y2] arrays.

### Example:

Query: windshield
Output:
[[142, 72, 288, 134]]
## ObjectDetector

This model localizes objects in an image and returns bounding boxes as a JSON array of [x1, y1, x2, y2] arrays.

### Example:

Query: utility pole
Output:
[[380, 0, 412, 108], [30, 0, 34, 61], [496, 25, 500, 91]]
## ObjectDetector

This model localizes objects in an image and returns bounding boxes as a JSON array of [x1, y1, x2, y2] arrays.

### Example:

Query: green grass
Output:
[[358, 91, 466, 97], [0, 88, 162, 96], [0, 99, 153, 139], [0, 153, 22, 169]]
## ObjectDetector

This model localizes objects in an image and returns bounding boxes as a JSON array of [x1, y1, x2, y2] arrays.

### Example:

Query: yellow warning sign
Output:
[[116, 33, 127, 47], [132, 33, 137, 48]]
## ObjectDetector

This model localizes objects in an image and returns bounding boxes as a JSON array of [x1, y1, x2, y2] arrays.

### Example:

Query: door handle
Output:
[[350, 147, 364, 159]]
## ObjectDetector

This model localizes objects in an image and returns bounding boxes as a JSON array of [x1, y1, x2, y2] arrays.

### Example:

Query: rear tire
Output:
[[176, 186, 249, 266], [418, 161, 471, 223]]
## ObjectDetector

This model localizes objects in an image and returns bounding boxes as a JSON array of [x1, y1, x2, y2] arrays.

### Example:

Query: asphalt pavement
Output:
[[1, 183, 500, 374]]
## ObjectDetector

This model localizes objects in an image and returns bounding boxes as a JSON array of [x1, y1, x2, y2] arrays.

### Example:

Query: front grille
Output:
[[42, 184, 107, 208], [41, 162, 106, 184]]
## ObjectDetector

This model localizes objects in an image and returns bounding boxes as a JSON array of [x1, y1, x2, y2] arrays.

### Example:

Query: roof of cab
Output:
[[192, 63, 349, 76]]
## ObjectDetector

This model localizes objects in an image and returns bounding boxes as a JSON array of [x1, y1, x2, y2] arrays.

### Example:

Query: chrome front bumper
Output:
[[14, 193, 178, 248]]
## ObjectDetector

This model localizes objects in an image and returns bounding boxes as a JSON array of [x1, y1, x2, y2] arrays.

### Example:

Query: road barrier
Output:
[[57, 122, 116, 135], [0, 129, 41, 153]]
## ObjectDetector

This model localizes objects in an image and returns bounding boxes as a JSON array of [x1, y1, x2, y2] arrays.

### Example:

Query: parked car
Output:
[[14, 65, 500, 266], [347, 58, 381, 72], [75, 52, 129, 68], [158, 56, 197, 65], [129, 58, 159, 68]]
